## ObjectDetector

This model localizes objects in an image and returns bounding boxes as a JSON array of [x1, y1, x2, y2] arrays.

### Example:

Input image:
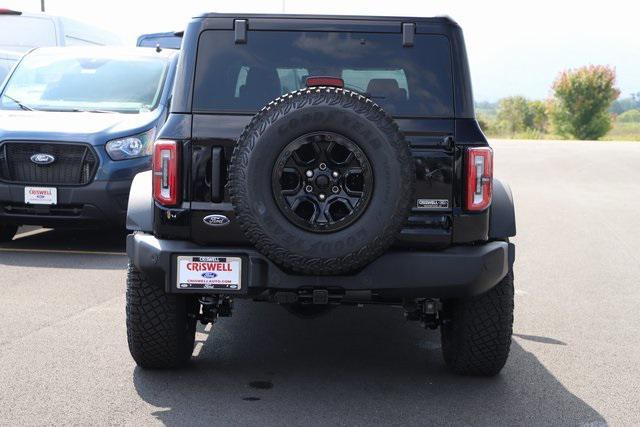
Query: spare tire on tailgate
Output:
[[229, 87, 414, 274]]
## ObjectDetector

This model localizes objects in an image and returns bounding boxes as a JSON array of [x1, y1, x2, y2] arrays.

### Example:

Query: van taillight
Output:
[[465, 147, 493, 211], [153, 140, 180, 206]]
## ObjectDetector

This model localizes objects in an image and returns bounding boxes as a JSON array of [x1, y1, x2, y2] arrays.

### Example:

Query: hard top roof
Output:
[[195, 12, 459, 27], [29, 46, 178, 60]]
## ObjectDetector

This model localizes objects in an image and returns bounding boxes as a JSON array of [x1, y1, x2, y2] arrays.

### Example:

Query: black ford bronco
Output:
[[125, 13, 516, 376]]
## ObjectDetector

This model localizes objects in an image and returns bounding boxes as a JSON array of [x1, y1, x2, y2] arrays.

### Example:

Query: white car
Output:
[[0, 8, 122, 82]]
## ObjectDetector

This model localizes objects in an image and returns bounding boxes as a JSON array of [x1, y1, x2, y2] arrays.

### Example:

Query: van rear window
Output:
[[193, 30, 453, 117]]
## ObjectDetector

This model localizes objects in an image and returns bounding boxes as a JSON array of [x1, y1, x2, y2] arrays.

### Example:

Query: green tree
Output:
[[496, 96, 549, 134], [610, 92, 640, 114], [551, 65, 620, 140], [476, 112, 492, 133], [497, 96, 532, 133], [528, 100, 549, 133], [616, 109, 640, 123]]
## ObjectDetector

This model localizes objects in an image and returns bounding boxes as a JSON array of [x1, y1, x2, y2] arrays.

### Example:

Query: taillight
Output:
[[306, 76, 344, 88], [465, 147, 493, 211], [153, 140, 180, 206]]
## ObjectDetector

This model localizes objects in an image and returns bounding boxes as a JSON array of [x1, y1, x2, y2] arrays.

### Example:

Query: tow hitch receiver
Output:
[[198, 295, 233, 325], [273, 289, 334, 305], [312, 289, 329, 305], [404, 299, 442, 329], [272, 289, 366, 305]]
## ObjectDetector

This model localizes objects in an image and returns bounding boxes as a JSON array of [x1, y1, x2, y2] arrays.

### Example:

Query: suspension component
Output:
[[198, 295, 234, 325], [404, 299, 442, 329]]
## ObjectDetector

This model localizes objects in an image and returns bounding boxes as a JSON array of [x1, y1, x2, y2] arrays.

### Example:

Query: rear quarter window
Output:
[[138, 36, 182, 50], [193, 30, 453, 118]]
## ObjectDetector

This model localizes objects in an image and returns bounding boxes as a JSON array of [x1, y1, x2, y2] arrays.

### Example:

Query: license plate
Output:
[[176, 256, 242, 291], [24, 187, 57, 205]]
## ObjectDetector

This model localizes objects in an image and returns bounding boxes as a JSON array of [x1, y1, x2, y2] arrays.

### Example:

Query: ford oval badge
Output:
[[30, 153, 56, 165], [201, 272, 218, 279], [203, 214, 230, 227]]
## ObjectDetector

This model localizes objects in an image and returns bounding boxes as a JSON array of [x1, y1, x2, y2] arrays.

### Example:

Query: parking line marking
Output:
[[14, 228, 53, 239], [192, 342, 204, 357], [0, 248, 125, 256]]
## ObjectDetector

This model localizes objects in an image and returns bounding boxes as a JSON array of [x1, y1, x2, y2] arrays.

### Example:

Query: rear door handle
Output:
[[211, 147, 225, 203]]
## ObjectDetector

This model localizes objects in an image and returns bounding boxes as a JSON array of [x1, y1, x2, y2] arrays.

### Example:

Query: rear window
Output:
[[138, 35, 182, 50], [193, 30, 453, 117]]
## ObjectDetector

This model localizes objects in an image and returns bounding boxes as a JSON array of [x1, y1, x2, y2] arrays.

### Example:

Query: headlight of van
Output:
[[106, 128, 155, 160]]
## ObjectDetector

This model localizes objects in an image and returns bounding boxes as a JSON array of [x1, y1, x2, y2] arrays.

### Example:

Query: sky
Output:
[[3, 0, 639, 102]]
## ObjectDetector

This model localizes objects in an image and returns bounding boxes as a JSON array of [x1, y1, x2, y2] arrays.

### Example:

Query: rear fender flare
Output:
[[489, 179, 516, 239], [126, 171, 154, 232]]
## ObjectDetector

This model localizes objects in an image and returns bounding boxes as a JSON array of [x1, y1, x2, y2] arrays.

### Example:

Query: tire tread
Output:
[[126, 262, 196, 369], [440, 270, 514, 376], [229, 87, 414, 275]]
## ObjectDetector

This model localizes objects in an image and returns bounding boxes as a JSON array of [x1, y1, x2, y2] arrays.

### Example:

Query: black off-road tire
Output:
[[0, 224, 18, 242], [440, 270, 514, 376], [229, 87, 414, 275], [126, 262, 198, 369]]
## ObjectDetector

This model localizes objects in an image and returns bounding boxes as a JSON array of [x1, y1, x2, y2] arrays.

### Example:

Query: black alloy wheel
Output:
[[272, 131, 373, 233]]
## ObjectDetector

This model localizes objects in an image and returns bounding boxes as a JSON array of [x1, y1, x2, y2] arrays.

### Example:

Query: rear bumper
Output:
[[0, 179, 132, 228], [127, 233, 515, 299]]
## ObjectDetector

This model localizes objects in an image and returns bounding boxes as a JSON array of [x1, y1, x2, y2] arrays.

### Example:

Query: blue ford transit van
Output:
[[0, 46, 178, 240]]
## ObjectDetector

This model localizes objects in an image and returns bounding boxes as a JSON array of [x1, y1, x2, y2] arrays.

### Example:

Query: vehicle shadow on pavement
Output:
[[0, 250, 126, 270], [0, 227, 127, 269], [2, 227, 126, 253], [132, 301, 605, 426]]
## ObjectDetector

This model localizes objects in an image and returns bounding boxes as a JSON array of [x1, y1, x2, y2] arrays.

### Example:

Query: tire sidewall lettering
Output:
[[231, 89, 414, 272]]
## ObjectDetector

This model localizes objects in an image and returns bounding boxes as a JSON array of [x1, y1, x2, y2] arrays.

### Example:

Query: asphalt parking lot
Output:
[[1, 140, 639, 426]]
